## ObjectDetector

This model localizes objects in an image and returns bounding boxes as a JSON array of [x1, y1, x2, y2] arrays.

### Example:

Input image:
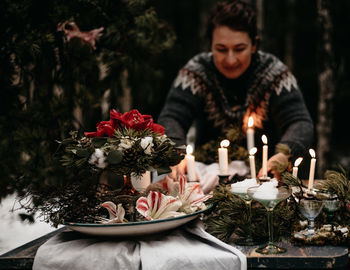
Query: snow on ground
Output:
[[0, 193, 58, 255]]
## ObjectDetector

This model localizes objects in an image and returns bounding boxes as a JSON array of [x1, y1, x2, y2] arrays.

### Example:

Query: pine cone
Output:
[[122, 148, 139, 166]]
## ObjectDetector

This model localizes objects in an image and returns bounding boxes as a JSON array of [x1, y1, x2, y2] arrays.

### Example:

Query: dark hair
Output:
[[206, 0, 257, 45]]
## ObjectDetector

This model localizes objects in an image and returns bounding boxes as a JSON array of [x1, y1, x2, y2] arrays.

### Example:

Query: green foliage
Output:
[[59, 128, 184, 177], [281, 172, 305, 199], [204, 181, 350, 246], [0, 0, 175, 206], [319, 167, 350, 202], [204, 184, 298, 243], [18, 180, 104, 227], [318, 167, 350, 223]]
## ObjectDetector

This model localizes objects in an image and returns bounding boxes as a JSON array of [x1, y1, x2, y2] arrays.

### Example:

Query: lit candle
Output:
[[218, 139, 230, 175], [249, 147, 257, 179], [261, 135, 268, 178], [308, 149, 316, 192], [292, 157, 303, 178], [246, 116, 255, 151], [186, 145, 196, 181]]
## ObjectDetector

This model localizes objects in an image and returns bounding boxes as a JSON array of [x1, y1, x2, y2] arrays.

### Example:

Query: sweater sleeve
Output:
[[157, 70, 203, 146], [269, 73, 314, 158]]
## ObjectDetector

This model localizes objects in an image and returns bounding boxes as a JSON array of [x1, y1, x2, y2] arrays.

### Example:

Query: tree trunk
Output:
[[316, 0, 335, 178], [120, 69, 132, 112], [99, 60, 110, 119], [73, 82, 83, 130], [256, 0, 264, 40], [285, 0, 295, 70]]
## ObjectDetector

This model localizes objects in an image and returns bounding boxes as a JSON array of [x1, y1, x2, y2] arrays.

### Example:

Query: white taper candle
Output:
[[218, 139, 230, 175], [246, 116, 255, 151], [261, 135, 268, 178], [249, 147, 257, 179], [292, 157, 303, 178], [308, 149, 316, 192], [186, 145, 196, 181]]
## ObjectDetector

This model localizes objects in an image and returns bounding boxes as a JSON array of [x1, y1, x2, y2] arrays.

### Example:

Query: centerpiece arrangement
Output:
[[19, 109, 194, 227], [61, 108, 184, 194]]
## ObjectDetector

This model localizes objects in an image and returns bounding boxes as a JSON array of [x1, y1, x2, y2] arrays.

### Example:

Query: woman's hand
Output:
[[257, 152, 289, 180], [169, 158, 187, 180], [169, 158, 200, 181], [169, 158, 187, 181]]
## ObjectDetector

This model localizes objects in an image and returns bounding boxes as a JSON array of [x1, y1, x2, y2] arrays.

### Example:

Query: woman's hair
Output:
[[206, 0, 257, 45]]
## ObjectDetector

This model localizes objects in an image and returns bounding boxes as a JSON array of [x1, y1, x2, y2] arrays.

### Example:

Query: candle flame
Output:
[[249, 147, 257, 155], [220, 139, 230, 148], [261, 135, 268, 144], [309, 149, 316, 158], [294, 157, 303, 167], [186, 145, 193, 155], [248, 116, 254, 128]]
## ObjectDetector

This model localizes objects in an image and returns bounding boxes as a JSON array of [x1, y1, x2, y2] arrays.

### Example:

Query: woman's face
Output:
[[211, 26, 257, 79]]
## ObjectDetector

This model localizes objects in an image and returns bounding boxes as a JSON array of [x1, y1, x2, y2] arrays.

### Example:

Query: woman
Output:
[[158, 0, 313, 179]]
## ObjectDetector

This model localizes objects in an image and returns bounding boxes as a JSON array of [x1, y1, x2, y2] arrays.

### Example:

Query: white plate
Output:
[[64, 205, 211, 236]]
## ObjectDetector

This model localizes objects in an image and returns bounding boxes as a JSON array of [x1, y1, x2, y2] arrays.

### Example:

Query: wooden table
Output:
[[235, 242, 349, 269], [0, 227, 348, 270], [0, 228, 66, 270]]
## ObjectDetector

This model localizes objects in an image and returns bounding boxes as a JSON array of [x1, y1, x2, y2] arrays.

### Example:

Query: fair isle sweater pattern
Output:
[[173, 51, 298, 131]]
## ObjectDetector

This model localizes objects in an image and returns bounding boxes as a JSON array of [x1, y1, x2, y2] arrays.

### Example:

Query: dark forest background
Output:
[[1, 0, 349, 201]]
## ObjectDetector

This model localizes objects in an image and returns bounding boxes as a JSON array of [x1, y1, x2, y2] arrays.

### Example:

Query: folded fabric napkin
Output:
[[33, 220, 246, 270]]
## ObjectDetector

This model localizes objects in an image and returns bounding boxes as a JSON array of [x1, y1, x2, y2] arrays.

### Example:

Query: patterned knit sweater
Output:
[[158, 51, 314, 159]]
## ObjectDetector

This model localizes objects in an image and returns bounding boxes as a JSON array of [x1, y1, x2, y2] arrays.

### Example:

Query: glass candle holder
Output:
[[231, 181, 260, 246], [247, 185, 291, 254], [298, 198, 325, 237]]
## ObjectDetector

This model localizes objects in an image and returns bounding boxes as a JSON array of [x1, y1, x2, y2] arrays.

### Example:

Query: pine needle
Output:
[[319, 166, 350, 202]]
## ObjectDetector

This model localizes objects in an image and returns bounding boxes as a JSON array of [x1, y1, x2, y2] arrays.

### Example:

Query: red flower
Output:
[[84, 109, 165, 137], [110, 109, 123, 129], [151, 123, 165, 135], [84, 120, 115, 138], [121, 110, 147, 130]]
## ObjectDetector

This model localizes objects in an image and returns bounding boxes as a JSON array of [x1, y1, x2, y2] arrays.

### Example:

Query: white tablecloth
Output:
[[33, 220, 246, 270]]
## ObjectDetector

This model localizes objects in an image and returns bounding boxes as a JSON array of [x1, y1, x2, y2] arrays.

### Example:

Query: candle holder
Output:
[[318, 193, 340, 222], [324, 199, 340, 222], [218, 174, 231, 185], [298, 198, 325, 237], [247, 186, 292, 254], [231, 180, 260, 246], [258, 176, 271, 184], [305, 189, 317, 198]]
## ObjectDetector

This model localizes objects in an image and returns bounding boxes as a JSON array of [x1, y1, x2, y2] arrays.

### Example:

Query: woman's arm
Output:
[[269, 72, 314, 159], [257, 72, 314, 179], [158, 70, 203, 146]]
